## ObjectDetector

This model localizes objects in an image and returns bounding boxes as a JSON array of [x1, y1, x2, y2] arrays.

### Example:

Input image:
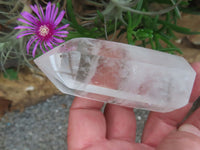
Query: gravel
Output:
[[0, 95, 149, 150], [134, 109, 149, 142]]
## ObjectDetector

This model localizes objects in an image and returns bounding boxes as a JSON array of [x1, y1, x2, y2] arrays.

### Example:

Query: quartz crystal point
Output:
[[34, 38, 196, 112]]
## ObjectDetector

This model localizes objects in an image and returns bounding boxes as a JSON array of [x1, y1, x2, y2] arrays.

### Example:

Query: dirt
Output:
[[0, 13, 200, 115], [0, 97, 12, 118], [173, 13, 200, 63], [0, 67, 62, 112]]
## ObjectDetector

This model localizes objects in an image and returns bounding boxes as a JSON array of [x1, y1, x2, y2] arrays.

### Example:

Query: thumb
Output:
[[156, 124, 200, 150], [178, 124, 200, 138]]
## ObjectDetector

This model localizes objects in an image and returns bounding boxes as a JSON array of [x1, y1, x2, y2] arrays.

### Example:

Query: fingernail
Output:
[[178, 124, 200, 137]]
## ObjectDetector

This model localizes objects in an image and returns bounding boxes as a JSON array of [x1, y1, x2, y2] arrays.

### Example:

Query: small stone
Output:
[[33, 74, 45, 81], [34, 38, 196, 112], [187, 34, 200, 45], [61, 104, 67, 109], [137, 116, 142, 121], [25, 86, 34, 91], [175, 38, 182, 44]]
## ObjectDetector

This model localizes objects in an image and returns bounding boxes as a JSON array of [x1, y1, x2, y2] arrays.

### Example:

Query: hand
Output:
[[67, 62, 200, 150]]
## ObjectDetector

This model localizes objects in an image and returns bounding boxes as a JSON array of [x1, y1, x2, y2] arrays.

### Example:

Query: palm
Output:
[[80, 139, 153, 150], [67, 63, 200, 150], [79, 131, 200, 150]]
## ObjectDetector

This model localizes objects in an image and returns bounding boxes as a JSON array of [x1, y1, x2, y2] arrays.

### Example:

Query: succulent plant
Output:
[[0, 0, 32, 71]]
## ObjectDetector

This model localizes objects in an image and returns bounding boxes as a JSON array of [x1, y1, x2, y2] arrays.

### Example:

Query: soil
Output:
[[0, 67, 61, 112], [0, 13, 200, 116], [174, 13, 200, 63]]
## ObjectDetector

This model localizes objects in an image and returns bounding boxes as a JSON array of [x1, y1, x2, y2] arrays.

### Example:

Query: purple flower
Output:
[[15, 2, 69, 57]]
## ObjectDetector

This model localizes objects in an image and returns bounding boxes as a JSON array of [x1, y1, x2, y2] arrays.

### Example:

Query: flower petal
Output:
[[44, 42, 49, 51], [49, 40, 58, 46], [26, 36, 38, 54], [21, 11, 38, 24], [17, 18, 36, 27], [52, 7, 58, 23], [14, 25, 35, 30], [17, 30, 34, 37], [31, 4, 42, 21], [54, 34, 68, 37], [39, 42, 45, 53], [40, 6, 45, 19], [18, 30, 34, 34], [50, 3, 56, 22], [52, 37, 65, 43], [46, 41, 53, 49], [16, 32, 33, 38], [55, 31, 69, 34], [56, 24, 70, 31], [45, 2, 51, 22], [54, 10, 65, 26], [32, 40, 40, 57]]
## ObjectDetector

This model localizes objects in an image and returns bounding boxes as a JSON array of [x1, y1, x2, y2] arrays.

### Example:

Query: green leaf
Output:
[[127, 12, 135, 45], [166, 28, 176, 39], [132, 0, 143, 28], [96, 10, 104, 21], [34, 53, 43, 58], [154, 34, 162, 50], [143, 16, 154, 29], [127, 11, 132, 27], [126, 0, 144, 45], [158, 20, 200, 35], [66, 0, 89, 33], [62, 19, 73, 26], [149, 38, 155, 49], [148, 0, 173, 4], [66, 0, 78, 25], [136, 0, 144, 10], [181, 7, 200, 15], [126, 0, 143, 29], [3, 68, 18, 80], [153, 15, 159, 25], [159, 34, 182, 54], [135, 29, 153, 40], [56, 2, 60, 8], [159, 47, 181, 54], [132, 13, 143, 29], [170, 0, 181, 18]]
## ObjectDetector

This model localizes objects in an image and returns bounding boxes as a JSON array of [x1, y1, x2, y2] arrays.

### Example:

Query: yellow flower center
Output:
[[39, 25, 49, 37]]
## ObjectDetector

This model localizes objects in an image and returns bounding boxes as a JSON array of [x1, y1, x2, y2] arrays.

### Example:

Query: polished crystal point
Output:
[[34, 38, 196, 112]]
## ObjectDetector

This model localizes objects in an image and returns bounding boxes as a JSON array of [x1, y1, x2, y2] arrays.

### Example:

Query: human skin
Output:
[[67, 62, 200, 150]]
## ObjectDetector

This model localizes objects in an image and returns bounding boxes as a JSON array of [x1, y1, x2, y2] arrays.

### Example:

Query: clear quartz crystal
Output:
[[34, 38, 196, 112]]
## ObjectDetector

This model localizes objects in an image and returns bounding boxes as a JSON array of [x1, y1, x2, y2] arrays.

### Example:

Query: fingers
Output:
[[67, 97, 105, 150], [178, 124, 200, 137], [157, 108, 200, 150], [67, 46, 124, 149], [189, 62, 200, 102], [142, 62, 200, 147], [181, 107, 200, 135], [156, 128, 200, 150], [104, 104, 136, 142], [142, 105, 192, 147], [157, 107, 200, 150]]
